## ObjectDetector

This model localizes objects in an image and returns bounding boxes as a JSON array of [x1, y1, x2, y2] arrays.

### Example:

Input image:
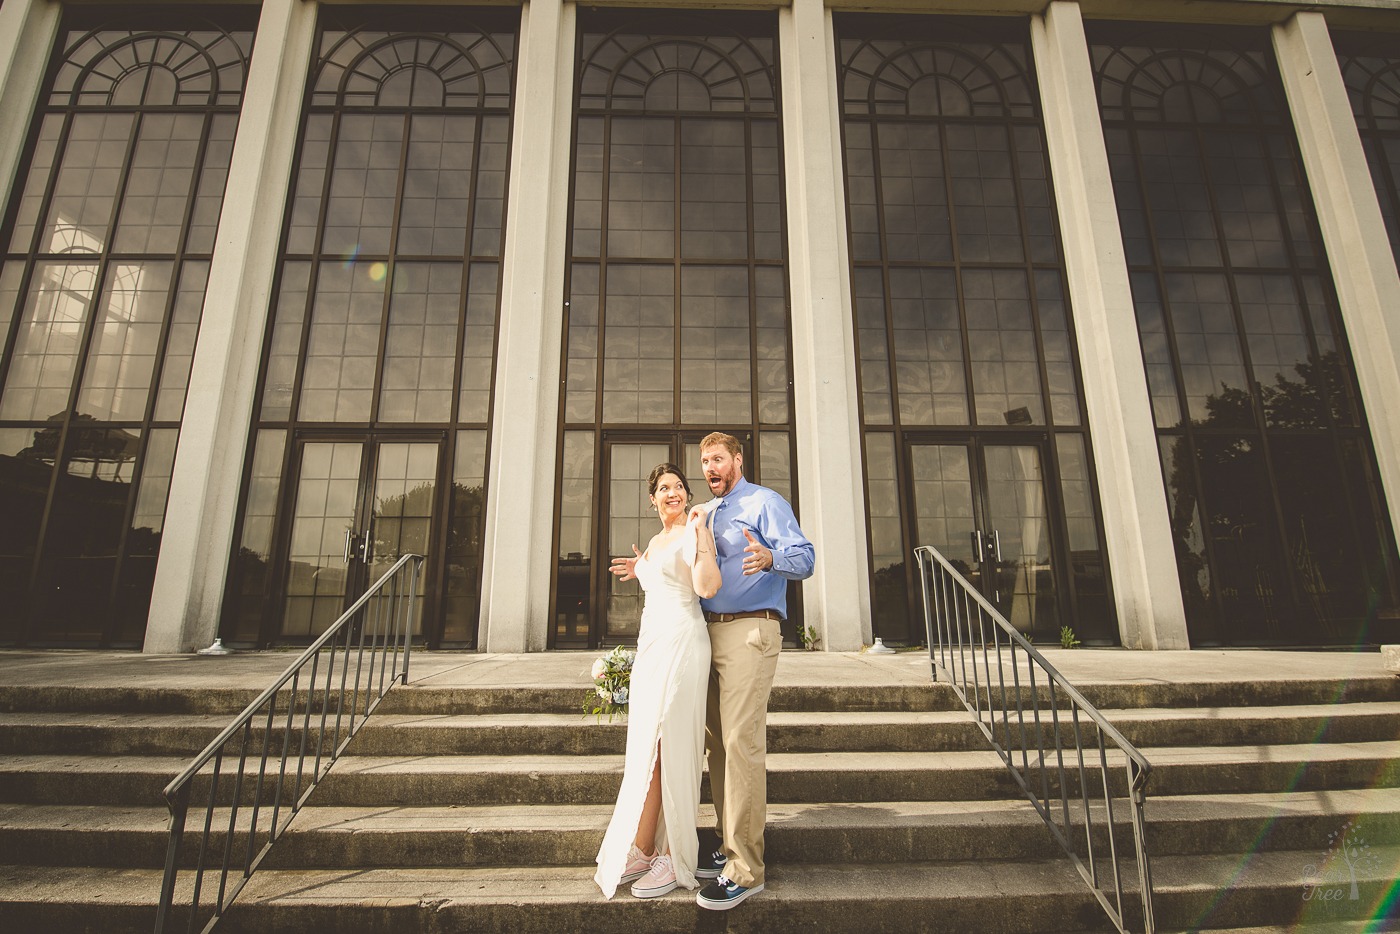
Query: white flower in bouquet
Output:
[[583, 645, 636, 723]]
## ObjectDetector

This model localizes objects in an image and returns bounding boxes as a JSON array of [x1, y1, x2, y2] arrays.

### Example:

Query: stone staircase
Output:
[[0, 662, 1398, 933]]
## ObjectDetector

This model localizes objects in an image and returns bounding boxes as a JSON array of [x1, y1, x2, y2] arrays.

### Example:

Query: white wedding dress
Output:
[[593, 522, 711, 898]]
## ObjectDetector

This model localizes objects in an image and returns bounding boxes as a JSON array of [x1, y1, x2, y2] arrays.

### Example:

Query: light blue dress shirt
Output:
[[698, 476, 814, 619]]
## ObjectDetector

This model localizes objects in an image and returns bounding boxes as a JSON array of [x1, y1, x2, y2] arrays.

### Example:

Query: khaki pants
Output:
[[704, 615, 781, 888]]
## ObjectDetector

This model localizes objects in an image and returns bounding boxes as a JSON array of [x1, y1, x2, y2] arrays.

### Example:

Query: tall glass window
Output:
[[0, 13, 254, 645], [222, 9, 516, 647], [837, 15, 1112, 645], [1335, 32, 1400, 268], [1091, 23, 1400, 645], [554, 11, 797, 648]]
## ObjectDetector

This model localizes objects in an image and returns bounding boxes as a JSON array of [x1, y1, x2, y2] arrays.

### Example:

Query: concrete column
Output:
[[0, 0, 60, 216], [144, 0, 318, 653], [777, 0, 871, 651], [1030, 2, 1189, 649], [477, 0, 575, 652], [1274, 12, 1400, 552]]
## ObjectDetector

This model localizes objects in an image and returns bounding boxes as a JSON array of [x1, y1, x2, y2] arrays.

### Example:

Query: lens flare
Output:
[[1182, 675, 1398, 931], [369, 262, 387, 282], [1364, 873, 1400, 930]]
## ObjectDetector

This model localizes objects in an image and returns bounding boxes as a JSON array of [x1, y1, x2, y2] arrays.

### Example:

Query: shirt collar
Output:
[[717, 475, 750, 506]]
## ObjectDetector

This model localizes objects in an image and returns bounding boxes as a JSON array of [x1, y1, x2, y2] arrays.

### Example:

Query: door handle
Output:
[[358, 528, 372, 563], [989, 529, 1003, 603], [342, 528, 353, 565], [972, 529, 984, 561]]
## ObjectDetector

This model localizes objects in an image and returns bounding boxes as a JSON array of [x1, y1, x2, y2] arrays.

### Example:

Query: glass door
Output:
[[277, 434, 444, 641], [601, 440, 672, 644], [906, 437, 1063, 642]]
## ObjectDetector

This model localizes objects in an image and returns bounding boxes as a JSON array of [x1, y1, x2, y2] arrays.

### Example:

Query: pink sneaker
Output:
[[619, 844, 653, 884], [631, 853, 678, 898]]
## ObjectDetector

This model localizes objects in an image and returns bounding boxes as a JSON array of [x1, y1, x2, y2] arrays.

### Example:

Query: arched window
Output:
[[578, 30, 776, 112], [1090, 22, 1399, 645], [0, 15, 254, 647], [313, 31, 514, 108], [836, 14, 1110, 647], [50, 27, 249, 108], [840, 37, 1032, 118], [1336, 32, 1400, 264], [1095, 44, 1276, 124], [223, 10, 518, 650], [553, 11, 796, 648]]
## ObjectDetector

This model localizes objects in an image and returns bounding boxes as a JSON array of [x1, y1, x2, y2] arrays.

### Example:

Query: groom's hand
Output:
[[742, 529, 773, 575], [609, 545, 641, 581]]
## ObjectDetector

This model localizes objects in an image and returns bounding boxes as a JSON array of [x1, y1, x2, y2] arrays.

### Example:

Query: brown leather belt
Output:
[[704, 609, 782, 624]]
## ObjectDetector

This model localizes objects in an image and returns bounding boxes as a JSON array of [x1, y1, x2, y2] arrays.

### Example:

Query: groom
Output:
[[691, 432, 814, 911]]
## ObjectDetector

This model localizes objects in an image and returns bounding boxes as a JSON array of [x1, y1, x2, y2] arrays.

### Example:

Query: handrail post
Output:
[[155, 787, 190, 934], [917, 551, 937, 682], [402, 557, 419, 683]]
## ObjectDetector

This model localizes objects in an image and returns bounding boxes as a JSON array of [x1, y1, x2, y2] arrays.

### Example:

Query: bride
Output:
[[595, 463, 720, 899]]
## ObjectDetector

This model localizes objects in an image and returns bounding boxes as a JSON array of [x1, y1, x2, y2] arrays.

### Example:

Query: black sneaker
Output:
[[695, 846, 727, 880], [697, 875, 763, 910]]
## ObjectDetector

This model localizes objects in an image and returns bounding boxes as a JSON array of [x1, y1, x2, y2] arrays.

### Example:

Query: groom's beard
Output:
[[707, 470, 739, 497]]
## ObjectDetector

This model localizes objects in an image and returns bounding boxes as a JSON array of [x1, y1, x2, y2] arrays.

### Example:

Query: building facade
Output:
[[0, 0, 1397, 654]]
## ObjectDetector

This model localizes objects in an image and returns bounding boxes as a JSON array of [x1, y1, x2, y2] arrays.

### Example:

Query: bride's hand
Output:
[[609, 545, 641, 581], [688, 503, 716, 529]]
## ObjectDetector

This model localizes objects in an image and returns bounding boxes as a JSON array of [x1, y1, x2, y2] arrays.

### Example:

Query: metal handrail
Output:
[[154, 553, 425, 934], [914, 545, 1155, 934]]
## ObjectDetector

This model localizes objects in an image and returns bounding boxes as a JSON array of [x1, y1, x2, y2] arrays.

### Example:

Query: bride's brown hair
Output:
[[647, 463, 693, 506]]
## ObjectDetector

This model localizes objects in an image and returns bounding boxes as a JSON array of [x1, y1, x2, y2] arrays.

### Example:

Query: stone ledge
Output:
[[1383, 644, 1400, 675]]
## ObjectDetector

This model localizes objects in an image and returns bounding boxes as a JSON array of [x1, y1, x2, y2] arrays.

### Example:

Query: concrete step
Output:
[[310, 740, 1400, 807], [1212, 926, 1397, 934], [1089, 702, 1400, 748], [0, 755, 317, 807], [264, 789, 1400, 869], [7, 737, 1393, 809], [4, 845, 1396, 934], [377, 682, 963, 715], [926, 668, 1400, 711], [0, 685, 265, 716], [3, 672, 1394, 719], [0, 712, 391, 758], [352, 710, 992, 755], [2, 701, 1396, 761], [0, 681, 959, 716], [345, 702, 1400, 756], [378, 675, 1400, 717], [0, 710, 991, 757], [8, 787, 1397, 872], [3, 735, 1395, 810]]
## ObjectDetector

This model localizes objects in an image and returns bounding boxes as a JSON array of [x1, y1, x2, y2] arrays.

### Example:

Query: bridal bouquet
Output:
[[584, 645, 636, 722]]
